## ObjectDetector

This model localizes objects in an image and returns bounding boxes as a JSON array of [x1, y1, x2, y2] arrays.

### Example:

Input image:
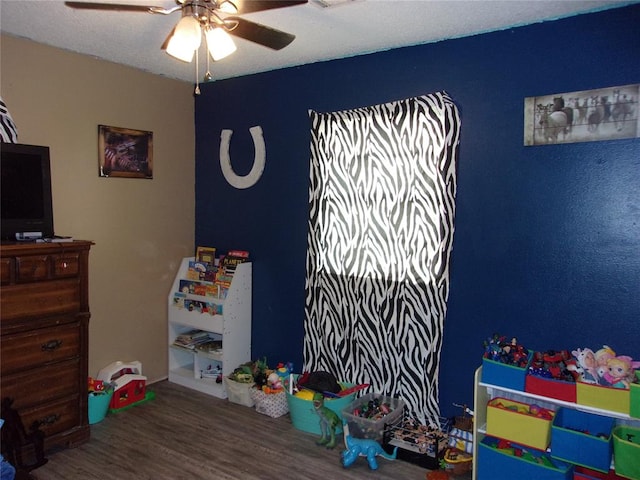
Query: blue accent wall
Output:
[[195, 4, 640, 417]]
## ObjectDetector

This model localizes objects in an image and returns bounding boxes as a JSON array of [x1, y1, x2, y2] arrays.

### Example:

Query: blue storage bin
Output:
[[550, 408, 614, 473], [478, 436, 573, 480], [482, 352, 532, 391]]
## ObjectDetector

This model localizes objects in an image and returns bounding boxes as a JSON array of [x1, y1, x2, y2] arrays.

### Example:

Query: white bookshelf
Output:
[[167, 257, 251, 398]]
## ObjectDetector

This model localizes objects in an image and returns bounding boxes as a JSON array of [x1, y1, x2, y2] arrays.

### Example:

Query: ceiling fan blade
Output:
[[225, 17, 295, 50], [64, 1, 163, 13], [231, 1, 307, 14]]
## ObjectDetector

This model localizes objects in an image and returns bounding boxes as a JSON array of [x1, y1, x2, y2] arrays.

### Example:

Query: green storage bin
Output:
[[630, 371, 640, 418], [613, 425, 640, 480]]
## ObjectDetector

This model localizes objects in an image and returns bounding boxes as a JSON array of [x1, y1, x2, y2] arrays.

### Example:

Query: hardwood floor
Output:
[[31, 381, 470, 480]]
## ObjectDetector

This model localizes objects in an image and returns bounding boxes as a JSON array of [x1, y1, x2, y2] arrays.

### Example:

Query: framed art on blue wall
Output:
[[524, 83, 639, 146], [98, 125, 153, 178]]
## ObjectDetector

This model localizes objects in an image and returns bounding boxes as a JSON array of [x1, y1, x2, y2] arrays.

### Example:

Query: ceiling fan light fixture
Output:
[[166, 15, 202, 62], [205, 26, 237, 61]]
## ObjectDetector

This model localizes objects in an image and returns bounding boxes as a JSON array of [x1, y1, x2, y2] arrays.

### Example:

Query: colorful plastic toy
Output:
[[313, 392, 340, 449], [341, 432, 398, 470], [97, 361, 147, 411]]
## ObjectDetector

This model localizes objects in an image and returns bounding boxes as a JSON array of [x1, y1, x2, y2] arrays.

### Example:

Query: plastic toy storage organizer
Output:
[[474, 360, 640, 480]]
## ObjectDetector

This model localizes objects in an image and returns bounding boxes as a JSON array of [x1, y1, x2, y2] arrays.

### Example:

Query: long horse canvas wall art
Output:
[[524, 84, 639, 146]]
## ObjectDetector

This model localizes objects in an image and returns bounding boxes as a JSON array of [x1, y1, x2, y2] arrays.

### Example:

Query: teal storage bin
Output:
[[478, 436, 573, 480], [286, 383, 355, 435], [550, 408, 614, 473], [88, 390, 114, 424]]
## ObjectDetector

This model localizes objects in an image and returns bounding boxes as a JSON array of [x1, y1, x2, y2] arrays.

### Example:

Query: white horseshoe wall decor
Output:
[[219, 126, 266, 189]]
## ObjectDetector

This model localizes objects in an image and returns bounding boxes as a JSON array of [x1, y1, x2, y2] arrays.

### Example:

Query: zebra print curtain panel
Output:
[[304, 91, 461, 425]]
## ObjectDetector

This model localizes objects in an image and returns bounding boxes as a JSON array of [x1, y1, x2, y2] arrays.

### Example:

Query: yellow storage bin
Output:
[[576, 382, 630, 415], [486, 397, 555, 451]]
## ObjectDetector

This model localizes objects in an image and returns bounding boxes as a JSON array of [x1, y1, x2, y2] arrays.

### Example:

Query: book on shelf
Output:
[[172, 292, 186, 308], [186, 261, 212, 281], [178, 279, 218, 297], [195, 339, 223, 354], [172, 330, 221, 351], [195, 246, 216, 269], [179, 299, 222, 315], [214, 250, 250, 288], [172, 329, 211, 350]]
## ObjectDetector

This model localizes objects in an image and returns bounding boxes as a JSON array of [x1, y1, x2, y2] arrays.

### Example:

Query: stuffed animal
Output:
[[595, 345, 616, 386], [262, 372, 283, 394], [570, 348, 598, 384], [605, 355, 640, 388]]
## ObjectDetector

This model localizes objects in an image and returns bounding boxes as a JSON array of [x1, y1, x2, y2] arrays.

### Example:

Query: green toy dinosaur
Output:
[[312, 392, 341, 449]]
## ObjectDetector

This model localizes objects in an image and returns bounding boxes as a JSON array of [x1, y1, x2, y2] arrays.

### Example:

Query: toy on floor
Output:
[[313, 392, 340, 449], [341, 420, 398, 470], [97, 361, 148, 411]]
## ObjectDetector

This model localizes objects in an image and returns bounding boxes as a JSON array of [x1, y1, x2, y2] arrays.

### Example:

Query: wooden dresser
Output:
[[0, 240, 93, 462]]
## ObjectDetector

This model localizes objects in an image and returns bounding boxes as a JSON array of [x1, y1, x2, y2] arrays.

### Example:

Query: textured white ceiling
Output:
[[0, 0, 634, 85]]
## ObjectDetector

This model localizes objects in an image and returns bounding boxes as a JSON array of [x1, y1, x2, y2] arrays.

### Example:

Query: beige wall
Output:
[[1, 35, 195, 383]]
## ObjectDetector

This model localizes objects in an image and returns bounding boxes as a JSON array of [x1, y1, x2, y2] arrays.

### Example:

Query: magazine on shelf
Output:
[[214, 250, 250, 288]]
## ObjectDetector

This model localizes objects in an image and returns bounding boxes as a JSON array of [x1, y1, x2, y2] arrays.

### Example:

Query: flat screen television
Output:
[[1, 142, 55, 241]]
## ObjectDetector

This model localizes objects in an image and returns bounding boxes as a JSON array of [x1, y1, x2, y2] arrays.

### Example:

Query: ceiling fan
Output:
[[65, 0, 307, 92]]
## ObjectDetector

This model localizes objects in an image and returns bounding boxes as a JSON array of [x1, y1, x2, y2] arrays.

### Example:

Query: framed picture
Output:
[[524, 83, 639, 146], [98, 125, 153, 178]]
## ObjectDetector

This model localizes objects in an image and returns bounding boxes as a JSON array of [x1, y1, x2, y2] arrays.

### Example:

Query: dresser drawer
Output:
[[0, 322, 80, 375], [1, 257, 12, 285], [52, 252, 80, 278], [0, 278, 80, 320], [17, 395, 81, 438], [0, 358, 81, 409], [15, 255, 50, 282]]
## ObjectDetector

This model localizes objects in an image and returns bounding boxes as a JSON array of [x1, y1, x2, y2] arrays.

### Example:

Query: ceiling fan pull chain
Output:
[[194, 48, 201, 95], [205, 50, 212, 82]]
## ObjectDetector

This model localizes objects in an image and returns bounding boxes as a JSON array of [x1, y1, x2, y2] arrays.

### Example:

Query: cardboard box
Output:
[[486, 397, 555, 450], [477, 436, 573, 480], [526, 374, 577, 403], [342, 393, 404, 441], [576, 382, 629, 414], [482, 353, 531, 391], [550, 408, 614, 473]]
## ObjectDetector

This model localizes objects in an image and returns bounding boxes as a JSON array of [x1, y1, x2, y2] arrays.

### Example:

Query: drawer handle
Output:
[[32, 414, 60, 429], [41, 339, 63, 351]]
